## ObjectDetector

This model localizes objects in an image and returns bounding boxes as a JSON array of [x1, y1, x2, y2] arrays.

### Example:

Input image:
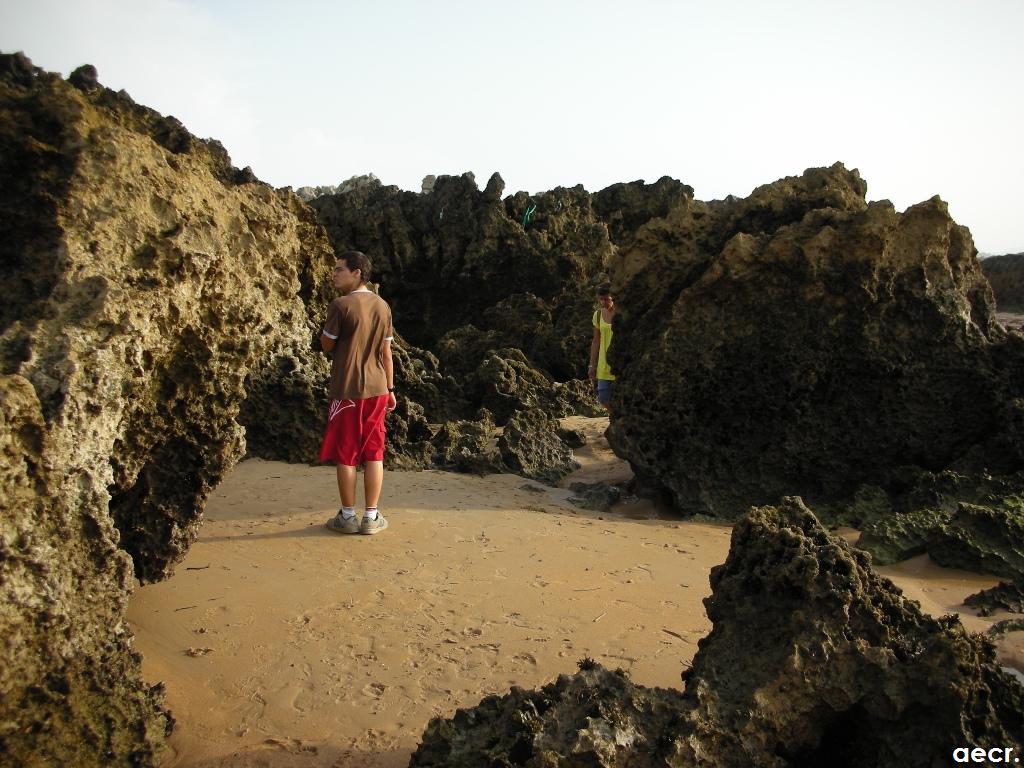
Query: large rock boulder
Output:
[[981, 253, 1024, 311], [410, 498, 1024, 767], [682, 498, 1023, 766], [0, 53, 334, 765], [606, 163, 1024, 518], [498, 408, 581, 485]]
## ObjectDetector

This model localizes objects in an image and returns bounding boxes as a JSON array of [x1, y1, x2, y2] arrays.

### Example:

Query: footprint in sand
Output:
[[361, 682, 387, 699]]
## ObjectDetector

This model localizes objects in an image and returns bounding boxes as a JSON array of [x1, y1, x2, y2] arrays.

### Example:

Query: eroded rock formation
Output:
[[605, 164, 1024, 524], [411, 498, 1024, 767], [0, 52, 333, 764], [981, 253, 1024, 312]]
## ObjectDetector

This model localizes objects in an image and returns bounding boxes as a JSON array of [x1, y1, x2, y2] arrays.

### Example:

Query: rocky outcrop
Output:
[[605, 163, 1024, 520], [981, 253, 1024, 311], [966, 580, 1024, 617], [430, 412, 503, 474], [498, 408, 580, 485], [0, 53, 335, 765], [411, 498, 1024, 767], [681, 497, 1023, 766], [568, 481, 623, 512], [411, 663, 686, 768], [847, 473, 1024, 581], [309, 174, 615, 379], [292, 173, 381, 202]]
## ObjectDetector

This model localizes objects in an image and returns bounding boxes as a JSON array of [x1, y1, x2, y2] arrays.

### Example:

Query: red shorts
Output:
[[318, 395, 388, 466]]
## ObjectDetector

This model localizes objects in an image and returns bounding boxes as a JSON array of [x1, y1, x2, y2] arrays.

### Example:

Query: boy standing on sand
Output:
[[319, 251, 397, 535]]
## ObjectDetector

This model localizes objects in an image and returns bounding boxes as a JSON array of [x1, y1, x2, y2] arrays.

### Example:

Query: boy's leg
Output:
[[363, 460, 384, 509], [337, 464, 358, 508]]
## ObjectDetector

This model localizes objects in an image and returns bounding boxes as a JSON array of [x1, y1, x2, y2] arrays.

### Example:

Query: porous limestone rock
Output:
[[981, 252, 1024, 311], [849, 473, 1024, 581], [681, 497, 1024, 767], [568, 480, 623, 512], [0, 374, 171, 765], [410, 498, 1024, 767], [605, 163, 1024, 520], [498, 408, 580, 485], [966, 580, 1024, 617], [410, 664, 687, 768], [430, 412, 503, 474], [309, 173, 614, 375], [0, 53, 333, 765]]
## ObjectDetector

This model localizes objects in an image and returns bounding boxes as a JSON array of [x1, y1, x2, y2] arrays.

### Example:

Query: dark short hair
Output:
[[338, 250, 372, 282], [597, 282, 612, 297]]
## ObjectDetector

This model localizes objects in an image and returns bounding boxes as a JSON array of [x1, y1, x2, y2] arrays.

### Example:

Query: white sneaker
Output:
[[359, 513, 388, 535], [325, 512, 360, 534]]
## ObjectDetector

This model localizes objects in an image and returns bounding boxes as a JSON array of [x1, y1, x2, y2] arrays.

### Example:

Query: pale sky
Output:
[[2, 0, 1022, 254]]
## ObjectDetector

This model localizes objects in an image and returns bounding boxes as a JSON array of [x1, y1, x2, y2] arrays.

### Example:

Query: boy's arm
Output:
[[381, 339, 396, 410], [321, 299, 340, 353]]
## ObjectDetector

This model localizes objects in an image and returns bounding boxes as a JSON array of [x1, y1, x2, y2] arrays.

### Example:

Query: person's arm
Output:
[[588, 327, 600, 379], [321, 299, 340, 353], [381, 339, 397, 411]]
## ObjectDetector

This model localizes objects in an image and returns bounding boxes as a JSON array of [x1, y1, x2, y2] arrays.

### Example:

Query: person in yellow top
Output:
[[588, 283, 616, 412]]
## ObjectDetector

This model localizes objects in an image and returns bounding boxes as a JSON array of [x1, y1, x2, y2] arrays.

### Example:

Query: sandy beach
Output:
[[126, 417, 1024, 768]]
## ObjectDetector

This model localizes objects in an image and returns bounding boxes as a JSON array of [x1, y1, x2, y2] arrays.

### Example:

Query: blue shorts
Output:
[[596, 379, 612, 406]]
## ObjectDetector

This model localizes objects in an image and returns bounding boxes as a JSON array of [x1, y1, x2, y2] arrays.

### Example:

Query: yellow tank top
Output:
[[592, 309, 616, 381]]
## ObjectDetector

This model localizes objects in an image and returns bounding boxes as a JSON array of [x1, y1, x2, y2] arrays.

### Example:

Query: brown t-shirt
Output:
[[322, 291, 394, 400]]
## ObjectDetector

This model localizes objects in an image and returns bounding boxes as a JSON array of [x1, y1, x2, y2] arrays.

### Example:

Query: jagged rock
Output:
[[0, 54, 333, 764], [309, 174, 612, 358], [410, 664, 687, 768], [383, 397, 434, 470], [391, 332, 468, 423], [237, 192, 335, 462], [0, 375, 171, 766], [965, 580, 1024, 617], [483, 171, 505, 201], [557, 425, 586, 449], [682, 497, 1024, 767], [927, 500, 1024, 580], [568, 480, 622, 511], [421, 174, 437, 194], [591, 175, 694, 246], [474, 349, 599, 424], [293, 174, 381, 202], [981, 253, 1024, 311], [498, 408, 580, 485], [989, 619, 1024, 639], [852, 485, 1024, 582], [606, 162, 1024, 519], [430, 413, 503, 474], [411, 498, 1024, 767], [68, 63, 100, 90]]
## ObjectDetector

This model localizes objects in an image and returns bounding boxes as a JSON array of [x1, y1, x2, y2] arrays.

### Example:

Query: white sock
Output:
[[364, 506, 379, 520], [341, 506, 356, 519]]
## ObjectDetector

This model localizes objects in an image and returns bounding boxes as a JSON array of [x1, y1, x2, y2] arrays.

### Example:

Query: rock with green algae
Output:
[[981, 252, 1024, 312], [498, 408, 580, 486], [409, 497, 1024, 768], [966, 580, 1024, 617], [927, 499, 1024, 580], [846, 476, 1024, 581], [430, 411, 503, 475], [410, 664, 688, 768], [683, 497, 1023, 767]]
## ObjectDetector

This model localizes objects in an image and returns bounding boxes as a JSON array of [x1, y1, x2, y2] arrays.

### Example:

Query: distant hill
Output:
[[980, 252, 1024, 311]]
